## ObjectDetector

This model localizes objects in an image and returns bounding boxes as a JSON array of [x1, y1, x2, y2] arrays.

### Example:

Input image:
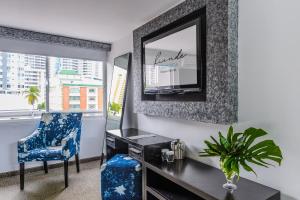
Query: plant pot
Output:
[[220, 160, 237, 192], [222, 176, 237, 192]]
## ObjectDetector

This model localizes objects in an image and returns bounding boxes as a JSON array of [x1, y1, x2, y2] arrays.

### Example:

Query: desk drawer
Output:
[[106, 136, 116, 148], [129, 144, 143, 161]]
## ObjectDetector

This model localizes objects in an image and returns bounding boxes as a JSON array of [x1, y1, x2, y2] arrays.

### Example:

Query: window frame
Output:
[[0, 52, 106, 118]]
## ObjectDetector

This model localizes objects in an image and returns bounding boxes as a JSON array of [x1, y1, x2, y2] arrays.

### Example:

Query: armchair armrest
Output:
[[18, 128, 44, 154], [61, 128, 80, 159]]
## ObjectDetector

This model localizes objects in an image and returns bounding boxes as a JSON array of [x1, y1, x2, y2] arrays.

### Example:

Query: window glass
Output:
[[88, 104, 96, 110], [89, 88, 95, 93], [0, 51, 104, 117], [69, 96, 80, 101], [89, 96, 96, 101], [70, 104, 80, 110], [0, 51, 46, 113], [48, 57, 103, 112], [70, 87, 80, 93]]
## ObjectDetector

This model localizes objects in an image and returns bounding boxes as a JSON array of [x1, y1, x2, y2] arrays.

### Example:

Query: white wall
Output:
[[111, 0, 300, 199], [0, 116, 105, 173]]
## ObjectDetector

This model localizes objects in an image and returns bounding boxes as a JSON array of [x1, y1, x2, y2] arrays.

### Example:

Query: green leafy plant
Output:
[[37, 102, 46, 110], [24, 86, 40, 110], [199, 126, 283, 181], [109, 102, 122, 115]]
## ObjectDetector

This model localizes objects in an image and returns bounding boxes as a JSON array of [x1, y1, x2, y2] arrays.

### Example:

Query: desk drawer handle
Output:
[[106, 137, 115, 142], [129, 148, 142, 154]]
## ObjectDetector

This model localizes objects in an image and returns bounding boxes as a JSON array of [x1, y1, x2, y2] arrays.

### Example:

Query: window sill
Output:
[[83, 112, 105, 119], [0, 116, 41, 123], [0, 112, 105, 123]]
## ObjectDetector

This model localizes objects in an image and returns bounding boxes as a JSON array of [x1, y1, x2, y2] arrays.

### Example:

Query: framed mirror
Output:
[[141, 7, 206, 101], [106, 53, 131, 130]]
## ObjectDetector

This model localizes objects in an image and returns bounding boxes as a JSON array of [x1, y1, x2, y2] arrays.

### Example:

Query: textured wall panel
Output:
[[0, 26, 111, 51], [133, 0, 238, 124]]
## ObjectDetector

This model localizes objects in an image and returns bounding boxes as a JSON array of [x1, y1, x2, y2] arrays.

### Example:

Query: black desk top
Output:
[[106, 128, 174, 147], [145, 158, 280, 200]]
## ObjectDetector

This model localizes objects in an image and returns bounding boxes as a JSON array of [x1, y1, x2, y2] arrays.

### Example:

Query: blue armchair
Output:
[[17, 112, 82, 190]]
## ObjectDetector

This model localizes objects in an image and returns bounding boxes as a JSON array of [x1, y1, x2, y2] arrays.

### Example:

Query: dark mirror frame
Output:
[[105, 52, 132, 130], [141, 7, 206, 101], [101, 53, 131, 166]]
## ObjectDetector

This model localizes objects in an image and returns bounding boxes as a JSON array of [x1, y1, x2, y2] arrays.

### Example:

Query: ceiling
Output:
[[0, 0, 184, 43]]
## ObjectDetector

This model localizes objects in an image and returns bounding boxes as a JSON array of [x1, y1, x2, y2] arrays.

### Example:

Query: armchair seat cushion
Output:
[[19, 146, 63, 162]]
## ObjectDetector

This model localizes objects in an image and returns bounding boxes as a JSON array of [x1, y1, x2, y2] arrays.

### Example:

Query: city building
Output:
[[0, 52, 46, 94], [111, 70, 126, 106]]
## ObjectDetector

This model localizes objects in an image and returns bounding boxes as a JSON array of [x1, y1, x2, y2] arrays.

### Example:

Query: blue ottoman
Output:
[[100, 154, 142, 200]]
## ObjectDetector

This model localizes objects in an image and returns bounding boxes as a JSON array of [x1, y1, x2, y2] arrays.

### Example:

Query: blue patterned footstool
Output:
[[100, 154, 142, 200]]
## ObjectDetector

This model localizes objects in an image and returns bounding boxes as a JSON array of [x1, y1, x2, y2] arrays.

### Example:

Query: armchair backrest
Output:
[[39, 112, 82, 146]]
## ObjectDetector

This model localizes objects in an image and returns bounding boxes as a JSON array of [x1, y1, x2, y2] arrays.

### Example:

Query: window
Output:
[[69, 96, 80, 101], [70, 104, 80, 110], [70, 88, 80, 93], [88, 104, 96, 110], [89, 88, 95, 93], [0, 51, 104, 117], [89, 96, 96, 101]]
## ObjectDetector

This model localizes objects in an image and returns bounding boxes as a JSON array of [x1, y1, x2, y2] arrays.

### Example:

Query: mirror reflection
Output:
[[144, 25, 197, 94], [106, 53, 131, 130]]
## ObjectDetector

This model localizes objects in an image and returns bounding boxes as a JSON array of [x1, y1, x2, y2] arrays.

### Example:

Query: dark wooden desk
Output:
[[145, 159, 280, 200], [106, 128, 173, 162], [105, 129, 280, 200]]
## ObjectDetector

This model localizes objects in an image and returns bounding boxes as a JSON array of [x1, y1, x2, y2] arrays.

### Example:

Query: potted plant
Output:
[[199, 126, 283, 192]]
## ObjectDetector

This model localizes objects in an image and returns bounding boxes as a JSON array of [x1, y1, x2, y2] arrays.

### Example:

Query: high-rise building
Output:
[[49, 57, 103, 80], [110, 66, 127, 107], [145, 65, 158, 88], [0, 52, 46, 96]]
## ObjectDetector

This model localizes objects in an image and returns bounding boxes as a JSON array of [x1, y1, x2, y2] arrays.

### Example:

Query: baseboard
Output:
[[0, 156, 103, 178]]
